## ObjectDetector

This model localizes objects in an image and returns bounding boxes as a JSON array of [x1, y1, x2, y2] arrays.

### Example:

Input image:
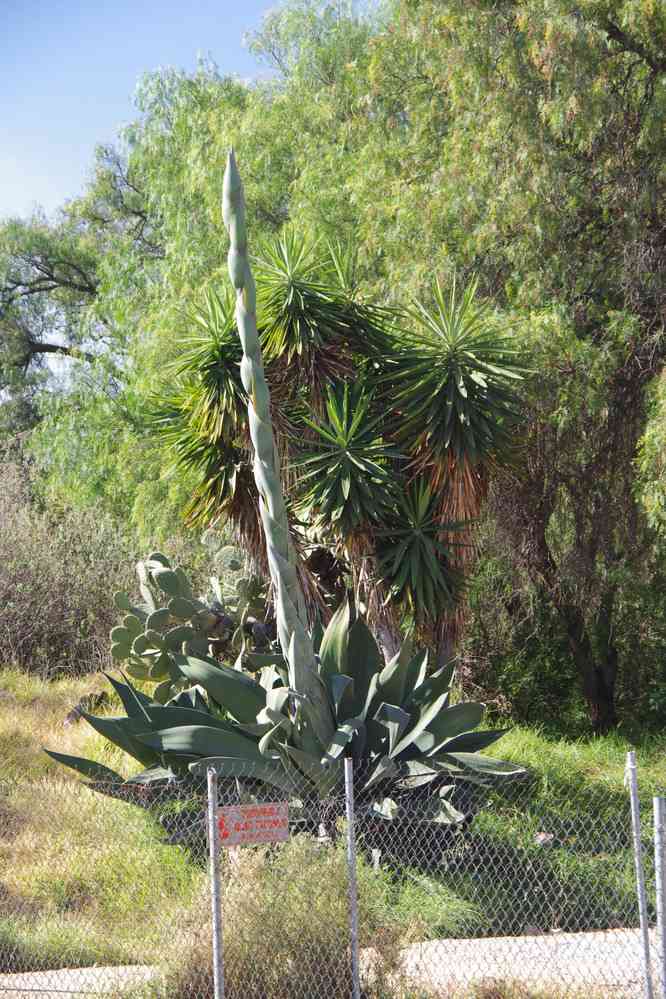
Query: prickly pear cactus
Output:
[[109, 552, 266, 701]]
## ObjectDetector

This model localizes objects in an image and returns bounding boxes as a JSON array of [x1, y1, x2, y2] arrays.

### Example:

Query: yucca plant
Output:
[[152, 286, 253, 531], [256, 229, 389, 407], [376, 481, 463, 624], [294, 382, 397, 541], [155, 260, 524, 643], [385, 275, 525, 522]]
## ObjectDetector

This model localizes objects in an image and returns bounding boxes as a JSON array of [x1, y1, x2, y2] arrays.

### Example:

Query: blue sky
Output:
[[0, 0, 275, 220]]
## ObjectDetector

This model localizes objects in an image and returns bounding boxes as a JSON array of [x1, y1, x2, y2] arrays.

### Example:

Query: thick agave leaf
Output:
[[138, 704, 240, 736], [405, 648, 430, 693], [324, 719, 365, 761], [363, 755, 398, 790], [408, 660, 454, 709], [440, 752, 525, 776], [415, 702, 485, 755], [167, 686, 210, 713], [259, 664, 288, 691], [372, 797, 400, 820], [177, 655, 266, 724], [43, 750, 124, 784], [390, 690, 450, 759], [393, 759, 447, 790], [374, 702, 411, 756], [146, 552, 171, 568], [136, 724, 264, 763], [368, 788, 465, 826], [104, 672, 155, 720], [80, 713, 161, 769], [318, 600, 350, 682], [259, 723, 287, 759], [244, 651, 286, 671], [414, 795, 467, 825], [379, 642, 411, 704], [328, 674, 354, 719], [189, 756, 299, 795], [346, 616, 382, 716], [284, 745, 341, 796], [440, 729, 510, 753]]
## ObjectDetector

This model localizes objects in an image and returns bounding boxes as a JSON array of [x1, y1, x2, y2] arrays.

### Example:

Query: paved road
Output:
[[0, 929, 662, 997], [0, 964, 156, 997], [399, 928, 661, 998]]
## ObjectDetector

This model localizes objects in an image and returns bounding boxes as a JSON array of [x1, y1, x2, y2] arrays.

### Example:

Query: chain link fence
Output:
[[1, 759, 664, 999]]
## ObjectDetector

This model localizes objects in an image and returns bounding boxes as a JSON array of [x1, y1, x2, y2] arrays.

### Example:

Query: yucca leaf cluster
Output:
[[296, 383, 398, 537], [386, 277, 524, 491], [156, 217, 526, 639]]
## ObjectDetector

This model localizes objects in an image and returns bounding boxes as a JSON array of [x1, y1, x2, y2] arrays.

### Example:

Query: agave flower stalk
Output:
[[222, 150, 334, 749]]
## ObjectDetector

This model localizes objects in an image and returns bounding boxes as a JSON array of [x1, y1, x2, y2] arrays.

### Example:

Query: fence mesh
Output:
[[0, 764, 662, 998]]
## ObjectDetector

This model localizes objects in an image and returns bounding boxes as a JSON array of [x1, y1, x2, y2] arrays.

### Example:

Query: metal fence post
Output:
[[344, 757, 361, 999], [654, 796, 666, 999], [626, 750, 654, 999], [207, 767, 225, 999]]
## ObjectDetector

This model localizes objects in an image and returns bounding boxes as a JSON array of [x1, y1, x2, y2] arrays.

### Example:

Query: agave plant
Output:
[[47, 597, 522, 823]]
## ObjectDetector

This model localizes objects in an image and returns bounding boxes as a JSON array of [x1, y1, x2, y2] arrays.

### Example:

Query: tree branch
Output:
[[26, 340, 95, 363], [602, 20, 666, 74]]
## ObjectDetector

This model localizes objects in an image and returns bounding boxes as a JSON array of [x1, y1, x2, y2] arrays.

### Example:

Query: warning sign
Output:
[[218, 802, 289, 846]]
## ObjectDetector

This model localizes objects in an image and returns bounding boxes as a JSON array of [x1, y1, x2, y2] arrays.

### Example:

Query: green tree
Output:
[[362, 0, 665, 730]]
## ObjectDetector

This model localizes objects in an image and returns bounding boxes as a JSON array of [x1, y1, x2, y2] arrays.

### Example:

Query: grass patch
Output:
[[0, 777, 206, 972], [492, 725, 666, 800], [0, 668, 107, 781], [371, 723, 663, 938], [449, 985, 608, 999], [0, 913, 134, 973], [120, 835, 417, 999], [0, 666, 156, 780]]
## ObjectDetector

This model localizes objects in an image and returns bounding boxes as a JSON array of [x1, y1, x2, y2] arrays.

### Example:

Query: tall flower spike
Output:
[[222, 150, 334, 749]]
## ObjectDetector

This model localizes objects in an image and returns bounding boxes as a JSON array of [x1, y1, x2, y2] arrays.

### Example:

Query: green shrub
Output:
[[126, 834, 419, 999], [0, 460, 210, 677]]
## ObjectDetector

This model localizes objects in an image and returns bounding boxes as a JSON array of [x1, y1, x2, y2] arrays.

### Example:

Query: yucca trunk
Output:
[[222, 151, 334, 749]]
